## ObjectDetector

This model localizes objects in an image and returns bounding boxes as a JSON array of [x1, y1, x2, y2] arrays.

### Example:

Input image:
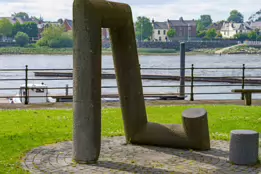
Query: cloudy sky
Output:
[[0, 0, 260, 22]]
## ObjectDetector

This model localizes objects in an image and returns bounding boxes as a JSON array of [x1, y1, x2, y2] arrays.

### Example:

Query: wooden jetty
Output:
[[34, 71, 261, 84], [51, 93, 186, 102]]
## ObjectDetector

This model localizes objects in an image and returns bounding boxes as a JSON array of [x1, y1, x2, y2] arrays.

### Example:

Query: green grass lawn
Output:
[[1, 105, 261, 173]]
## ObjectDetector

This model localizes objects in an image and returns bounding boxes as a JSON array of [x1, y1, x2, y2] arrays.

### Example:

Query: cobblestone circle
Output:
[[22, 136, 261, 174]]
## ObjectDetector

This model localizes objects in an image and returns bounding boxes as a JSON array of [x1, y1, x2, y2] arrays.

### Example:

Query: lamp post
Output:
[[141, 22, 143, 42]]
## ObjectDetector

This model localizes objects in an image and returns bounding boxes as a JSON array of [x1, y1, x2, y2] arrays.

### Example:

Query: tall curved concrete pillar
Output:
[[73, 0, 147, 163]]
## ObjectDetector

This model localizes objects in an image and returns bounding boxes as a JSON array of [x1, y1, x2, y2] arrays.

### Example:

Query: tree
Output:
[[248, 9, 261, 22], [41, 25, 64, 39], [37, 25, 73, 48], [228, 10, 244, 23], [22, 22, 38, 38], [196, 15, 212, 33], [167, 28, 176, 38], [0, 18, 13, 37], [12, 22, 22, 37], [58, 19, 64, 24], [197, 31, 206, 38], [200, 15, 212, 28], [248, 31, 258, 41], [11, 22, 38, 38], [205, 28, 217, 40], [15, 32, 29, 47], [215, 32, 222, 39], [12, 12, 29, 20], [196, 20, 205, 33], [135, 16, 153, 41], [234, 33, 249, 42]]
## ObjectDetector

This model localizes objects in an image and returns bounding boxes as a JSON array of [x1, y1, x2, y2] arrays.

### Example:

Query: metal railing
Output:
[[0, 64, 261, 104]]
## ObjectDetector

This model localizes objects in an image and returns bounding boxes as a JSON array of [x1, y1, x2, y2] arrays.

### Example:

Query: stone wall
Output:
[[102, 40, 239, 50], [0, 42, 17, 47]]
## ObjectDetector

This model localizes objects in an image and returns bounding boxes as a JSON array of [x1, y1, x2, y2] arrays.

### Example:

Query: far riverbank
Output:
[[0, 47, 218, 56], [0, 47, 181, 56], [0, 46, 260, 56]]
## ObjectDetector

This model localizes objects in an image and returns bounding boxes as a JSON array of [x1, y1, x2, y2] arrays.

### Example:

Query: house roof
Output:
[[152, 17, 196, 30], [207, 22, 224, 31], [64, 19, 73, 29], [250, 21, 261, 28], [221, 22, 252, 31], [152, 21, 168, 29], [168, 17, 196, 27], [0, 16, 37, 25]]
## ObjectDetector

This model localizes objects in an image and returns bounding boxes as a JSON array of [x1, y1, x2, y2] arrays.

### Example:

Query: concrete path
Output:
[[215, 44, 242, 54], [22, 136, 261, 173]]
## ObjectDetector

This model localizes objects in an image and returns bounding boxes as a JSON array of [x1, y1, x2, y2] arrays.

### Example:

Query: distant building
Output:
[[220, 22, 252, 38], [151, 21, 168, 41], [64, 19, 73, 31], [207, 22, 224, 33], [62, 19, 109, 40], [151, 17, 197, 42]]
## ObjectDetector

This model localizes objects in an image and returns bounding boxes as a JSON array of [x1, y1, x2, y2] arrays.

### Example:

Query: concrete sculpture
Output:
[[73, 0, 210, 163]]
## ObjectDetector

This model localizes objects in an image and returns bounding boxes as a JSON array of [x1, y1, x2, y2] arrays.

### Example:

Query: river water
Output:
[[0, 54, 261, 100]]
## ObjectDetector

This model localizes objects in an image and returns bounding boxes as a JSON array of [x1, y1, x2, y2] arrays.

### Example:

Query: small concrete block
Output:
[[229, 130, 259, 165]]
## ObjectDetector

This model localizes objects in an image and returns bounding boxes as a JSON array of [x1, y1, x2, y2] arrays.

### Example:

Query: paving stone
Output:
[[22, 136, 261, 173]]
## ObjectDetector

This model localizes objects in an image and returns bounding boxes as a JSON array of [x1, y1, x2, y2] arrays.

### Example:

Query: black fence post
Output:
[[241, 64, 245, 100], [190, 64, 194, 101], [25, 65, 28, 105]]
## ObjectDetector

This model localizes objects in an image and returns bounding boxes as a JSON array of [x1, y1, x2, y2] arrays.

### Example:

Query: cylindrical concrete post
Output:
[[179, 42, 185, 98], [182, 108, 210, 150], [229, 130, 259, 165]]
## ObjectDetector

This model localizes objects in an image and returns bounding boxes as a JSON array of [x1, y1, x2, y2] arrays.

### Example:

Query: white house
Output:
[[151, 20, 168, 41], [220, 22, 252, 38]]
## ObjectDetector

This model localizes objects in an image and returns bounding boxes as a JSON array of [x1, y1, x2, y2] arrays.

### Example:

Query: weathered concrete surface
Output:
[[73, 0, 209, 164], [22, 136, 261, 174], [229, 130, 259, 165]]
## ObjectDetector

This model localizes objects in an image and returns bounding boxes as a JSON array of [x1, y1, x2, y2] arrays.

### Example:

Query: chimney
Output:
[[179, 17, 183, 21]]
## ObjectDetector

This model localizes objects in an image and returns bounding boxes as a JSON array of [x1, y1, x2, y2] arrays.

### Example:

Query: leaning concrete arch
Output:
[[73, 0, 210, 164]]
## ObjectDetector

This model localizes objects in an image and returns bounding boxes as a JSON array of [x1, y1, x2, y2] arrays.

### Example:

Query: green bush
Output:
[[14, 32, 29, 47], [36, 38, 48, 47], [48, 36, 73, 48]]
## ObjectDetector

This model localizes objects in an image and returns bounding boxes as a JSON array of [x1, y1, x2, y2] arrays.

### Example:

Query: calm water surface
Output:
[[0, 54, 261, 100]]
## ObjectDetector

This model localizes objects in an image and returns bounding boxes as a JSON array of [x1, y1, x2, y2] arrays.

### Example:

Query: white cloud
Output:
[[0, 0, 260, 22]]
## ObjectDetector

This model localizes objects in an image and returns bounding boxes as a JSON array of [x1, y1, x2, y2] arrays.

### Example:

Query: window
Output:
[[35, 88, 45, 93], [163, 30, 166, 35], [158, 30, 160, 35], [159, 36, 162, 41]]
